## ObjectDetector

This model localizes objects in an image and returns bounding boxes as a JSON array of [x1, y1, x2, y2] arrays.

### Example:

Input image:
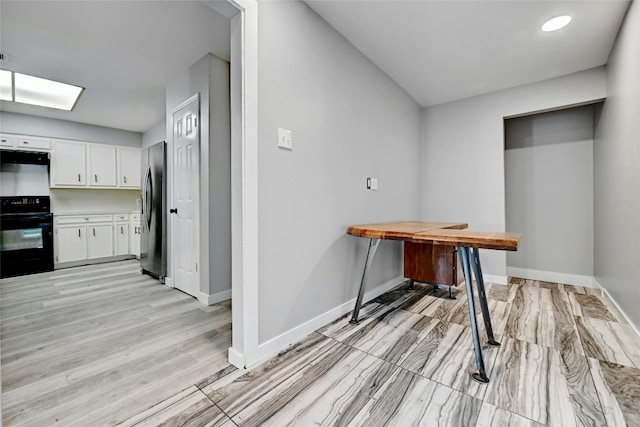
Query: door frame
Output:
[[202, 0, 259, 368], [228, 0, 259, 369], [171, 93, 201, 298]]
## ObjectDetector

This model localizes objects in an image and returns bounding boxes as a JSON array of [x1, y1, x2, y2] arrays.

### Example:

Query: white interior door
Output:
[[172, 94, 200, 297]]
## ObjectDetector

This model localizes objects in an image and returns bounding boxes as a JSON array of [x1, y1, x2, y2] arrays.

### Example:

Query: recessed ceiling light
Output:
[[542, 15, 572, 32], [0, 70, 84, 111]]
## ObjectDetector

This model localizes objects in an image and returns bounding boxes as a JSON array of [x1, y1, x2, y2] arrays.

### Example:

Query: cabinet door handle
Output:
[[22, 141, 29, 145], [121, 226, 124, 234], [94, 174, 98, 183], [124, 176, 127, 184], [78, 174, 81, 182], [78, 229, 81, 238], [93, 228, 96, 237]]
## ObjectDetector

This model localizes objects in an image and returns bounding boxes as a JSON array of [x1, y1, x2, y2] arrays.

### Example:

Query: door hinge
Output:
[[55, 256, 58, 262], [194, 118, 197, 127], [196, 262, 198, 272]]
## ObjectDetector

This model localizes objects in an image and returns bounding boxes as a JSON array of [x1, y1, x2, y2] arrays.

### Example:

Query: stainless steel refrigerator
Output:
[[140, 141, 166, 282]]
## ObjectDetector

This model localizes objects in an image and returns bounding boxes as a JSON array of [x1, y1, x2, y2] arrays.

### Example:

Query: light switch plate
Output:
[[278, 128, 293, 150], [366, 177, 378, 190]]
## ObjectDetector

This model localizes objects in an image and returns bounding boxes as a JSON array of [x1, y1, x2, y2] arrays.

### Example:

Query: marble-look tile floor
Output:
[[123, 278, 640, 427], [4, 266, 640, 426]]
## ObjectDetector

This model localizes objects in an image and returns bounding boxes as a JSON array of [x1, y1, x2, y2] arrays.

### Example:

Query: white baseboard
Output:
[[507, 267, 597, 288], [198, 289, 232, 306], [245, 275, 404, 369], [164, 277, 174, 288], [593, 278, 640, 339], [483, 274, 507, 285], [228, 346, 246, 369]]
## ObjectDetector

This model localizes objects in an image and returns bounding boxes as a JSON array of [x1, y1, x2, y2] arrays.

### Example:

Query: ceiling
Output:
[[0, 1, 230, 133], [305, 0, 631, 107], [0, 1, 630, 134]]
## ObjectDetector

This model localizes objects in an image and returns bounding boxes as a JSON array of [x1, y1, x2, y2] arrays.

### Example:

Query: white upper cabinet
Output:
[[118, 147, 141, 188], [51, 140, 87, 186], [15, 136, 52, 151], [0, 134, 15, 148], [1, 134, 51, 151], [88, 145, 117, 187], [50, 139, 140, 189]]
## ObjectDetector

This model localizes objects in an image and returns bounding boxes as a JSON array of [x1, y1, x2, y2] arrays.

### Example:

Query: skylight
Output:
[[0, 70, 84, 111], [0, 69, 12, 101]]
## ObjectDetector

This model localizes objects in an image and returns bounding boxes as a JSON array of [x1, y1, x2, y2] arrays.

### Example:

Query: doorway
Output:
[[172, 94, 200, 297], [504, 104, 599, 286]]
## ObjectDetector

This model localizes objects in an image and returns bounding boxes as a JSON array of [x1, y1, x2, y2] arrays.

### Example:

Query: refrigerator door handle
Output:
[[141, 169, 148, 229], [145, 168, 153, 230]]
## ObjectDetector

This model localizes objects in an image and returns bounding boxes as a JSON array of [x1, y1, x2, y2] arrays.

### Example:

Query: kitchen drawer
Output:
[[114, 214, 130, 222], [56, 215, 113, 224], [15, 136, 51, 151], [130, 213, 141, 221], [86, 215, 113, 223], [56, 216, 89, 225]]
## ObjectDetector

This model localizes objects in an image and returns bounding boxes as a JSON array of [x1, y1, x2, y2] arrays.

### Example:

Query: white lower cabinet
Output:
[[130, 214, 141, 257], [56, 225, 88, 263], [87, 223, 114, 259], [114, 214, 130, 256], [55, 214, 132, 265]]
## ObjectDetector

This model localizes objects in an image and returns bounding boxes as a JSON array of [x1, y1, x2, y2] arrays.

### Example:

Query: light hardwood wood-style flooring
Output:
[[3, 262, 640, 426], [1, 260, 232, 426]]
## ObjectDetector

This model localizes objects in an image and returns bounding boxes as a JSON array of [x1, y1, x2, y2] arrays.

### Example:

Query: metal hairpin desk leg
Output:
[[458, 246, 489, 383], [350, 238, 380, 324], [470, 248, 500, 347]]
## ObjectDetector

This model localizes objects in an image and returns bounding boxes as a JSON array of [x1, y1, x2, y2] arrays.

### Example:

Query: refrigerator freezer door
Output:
[[140, 141, 166, 280]]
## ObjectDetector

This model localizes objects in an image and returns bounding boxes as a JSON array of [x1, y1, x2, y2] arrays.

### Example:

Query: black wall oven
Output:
[[0, 196, 54, 278]]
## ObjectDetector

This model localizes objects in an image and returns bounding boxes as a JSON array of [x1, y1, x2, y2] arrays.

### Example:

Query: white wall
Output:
[[594, 0, 640, 328], [0, 112, 142, 147], [51, 189, 139, 214], [166, 53, 231, 302], [505, 106, 594, 278], [256, 1, 422, 343], [142, 119, 166, 148], [421, 67, 606, 278], [206, 57, 231, 301]]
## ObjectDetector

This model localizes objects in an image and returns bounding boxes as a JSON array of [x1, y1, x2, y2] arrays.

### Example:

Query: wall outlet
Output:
[[278, 128, 293, 150]]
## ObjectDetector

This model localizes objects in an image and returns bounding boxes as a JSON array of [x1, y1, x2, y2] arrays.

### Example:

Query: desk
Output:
[[347, 221, 519, 383], [348, 221, 468, 297]]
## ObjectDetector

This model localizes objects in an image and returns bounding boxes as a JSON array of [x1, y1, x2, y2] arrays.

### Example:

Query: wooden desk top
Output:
[[412, 229, 520, 251], [347, 221, 468, 241], [347, 221, 519, 251]]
